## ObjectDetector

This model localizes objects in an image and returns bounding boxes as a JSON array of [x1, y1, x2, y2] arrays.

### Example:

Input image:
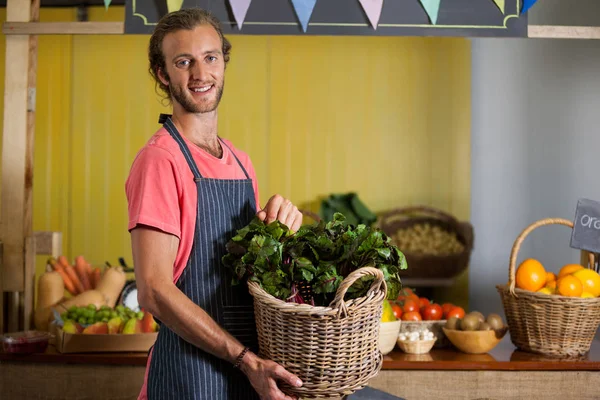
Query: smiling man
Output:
[[125, 8, 303, 400]]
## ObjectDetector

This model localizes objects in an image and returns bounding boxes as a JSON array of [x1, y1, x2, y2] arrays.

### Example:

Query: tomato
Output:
[[391, 303, 403, 320], [441, 303, 455, 318], [402, 299, 419, 314], [401, 311, 422, 321], [397, 288, 419, 303], [446, 306, 465, 319], [418, 297, 430, 309], [422, 304, 443, 321]]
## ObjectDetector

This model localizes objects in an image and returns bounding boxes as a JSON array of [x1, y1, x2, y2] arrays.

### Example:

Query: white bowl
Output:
[[379, 320, 401, 355]]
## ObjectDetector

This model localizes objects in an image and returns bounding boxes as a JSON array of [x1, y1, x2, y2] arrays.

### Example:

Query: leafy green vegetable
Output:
[[222, 213, 408, 306]]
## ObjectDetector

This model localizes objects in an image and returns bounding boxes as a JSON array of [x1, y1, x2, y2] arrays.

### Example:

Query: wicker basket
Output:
[[496, 218, 600, 358], [248, 267, 387, 399], [378, 206, 474, 279]]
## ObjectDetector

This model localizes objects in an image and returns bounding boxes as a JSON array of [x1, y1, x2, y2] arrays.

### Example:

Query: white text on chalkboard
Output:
[[580, 214, 600, 230]]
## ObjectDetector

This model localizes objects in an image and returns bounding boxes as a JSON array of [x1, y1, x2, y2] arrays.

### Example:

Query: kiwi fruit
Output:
[[460, 314, 480, 331], [478, 322, 492, 331], [486, 313, 504, 330], [445, 316, 461, 330], [468, 311, 485, 324]]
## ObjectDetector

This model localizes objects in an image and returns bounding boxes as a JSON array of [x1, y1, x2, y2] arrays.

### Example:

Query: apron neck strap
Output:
[[160, 114, 252, 181]]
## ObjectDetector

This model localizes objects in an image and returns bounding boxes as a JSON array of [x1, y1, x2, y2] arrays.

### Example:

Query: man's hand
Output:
[[257, 194, 303, 233], [240, 351, 302, 400]]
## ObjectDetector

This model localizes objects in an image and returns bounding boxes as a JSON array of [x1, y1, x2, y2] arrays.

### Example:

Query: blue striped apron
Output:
[[147, 116, 260, 400]]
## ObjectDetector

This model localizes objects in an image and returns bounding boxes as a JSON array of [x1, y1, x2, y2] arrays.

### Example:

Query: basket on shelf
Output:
[[496, 218, 600, 358], [248, 267, 387, 399], [378, 206, 474, 279]]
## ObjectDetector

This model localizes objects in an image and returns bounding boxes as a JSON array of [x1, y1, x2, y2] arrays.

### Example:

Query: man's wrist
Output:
[[238, 350, 258, 375]]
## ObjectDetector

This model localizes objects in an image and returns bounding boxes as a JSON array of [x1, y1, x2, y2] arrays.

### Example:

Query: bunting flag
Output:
[[491, 0, 505, 14], [358, 0, 384, 29], [290, 0, 318, 32], [167, 0, 184, 13], [104, 0, 111, 10], [521, 0, 538, 14], [418, 0, 441, 25], [229, 0, 252, 29]]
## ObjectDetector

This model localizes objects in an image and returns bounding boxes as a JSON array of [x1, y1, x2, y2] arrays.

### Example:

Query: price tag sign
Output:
[[570, 198, 600, 253]]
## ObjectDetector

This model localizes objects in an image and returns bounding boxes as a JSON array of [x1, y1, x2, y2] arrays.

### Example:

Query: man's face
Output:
[[159, 24, 225, 114]]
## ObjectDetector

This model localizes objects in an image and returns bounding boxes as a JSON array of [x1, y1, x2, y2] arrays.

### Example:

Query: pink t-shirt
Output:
[[125, 126, 260, 284]]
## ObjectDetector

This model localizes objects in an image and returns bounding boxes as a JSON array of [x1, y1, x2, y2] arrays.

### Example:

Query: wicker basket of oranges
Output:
[[496, 218, 600, 358]]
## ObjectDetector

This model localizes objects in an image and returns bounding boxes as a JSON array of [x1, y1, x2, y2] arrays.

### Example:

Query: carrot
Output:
[[47, 257, 77, 295], [74, 255, 92, 291], [57, 255, 71, 270], [64, 265, 84, 294]]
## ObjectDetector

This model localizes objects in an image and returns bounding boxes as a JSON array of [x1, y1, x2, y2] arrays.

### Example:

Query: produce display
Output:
[[392, 288, 465, 322], [222, 213, 407, 306], [392, 223, 464, 255], [34, 255, 127, 331], [59, 305, 158, 335], [515, 258, 600, 298], [444, 311, 506, 332], [398, 328, 435, 342]]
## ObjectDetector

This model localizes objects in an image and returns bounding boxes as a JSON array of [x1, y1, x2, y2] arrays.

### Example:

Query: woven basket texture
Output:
[[496, 218, 600, 358], [248, 266, 387, 399], [378, 206, 474, 279]]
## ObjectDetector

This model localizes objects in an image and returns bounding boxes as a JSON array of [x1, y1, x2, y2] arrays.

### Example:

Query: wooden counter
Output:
[[382, 335, 600, 371], [2, 336, 600, 399]]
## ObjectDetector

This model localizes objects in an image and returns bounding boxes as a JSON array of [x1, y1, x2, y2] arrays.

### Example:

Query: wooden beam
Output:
[[23, 236, 35, 330], [1, 0, 38, 334], [528, 25, 600, 40], [1, 0, 33, 292], [3, 22, 125, 35]]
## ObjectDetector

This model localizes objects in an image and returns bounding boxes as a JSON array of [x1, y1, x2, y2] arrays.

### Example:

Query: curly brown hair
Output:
[[148, 8, 232, 102]]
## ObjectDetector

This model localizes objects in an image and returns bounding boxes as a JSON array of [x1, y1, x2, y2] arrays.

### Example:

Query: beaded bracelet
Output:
[[233, 347, 250, 369]]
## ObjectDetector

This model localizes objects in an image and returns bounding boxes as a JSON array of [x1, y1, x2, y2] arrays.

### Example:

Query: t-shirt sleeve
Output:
[[125, 146, 183, 238]]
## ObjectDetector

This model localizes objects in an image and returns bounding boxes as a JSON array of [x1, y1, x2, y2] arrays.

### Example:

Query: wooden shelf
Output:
[[2, 21, 124, 35]]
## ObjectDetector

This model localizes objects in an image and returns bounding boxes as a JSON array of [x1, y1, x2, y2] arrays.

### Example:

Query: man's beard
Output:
[[170, 81, 224, 114]]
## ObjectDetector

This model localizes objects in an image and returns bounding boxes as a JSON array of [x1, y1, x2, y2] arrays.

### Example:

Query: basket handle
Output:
[[330, 266, 387, 319], [508, 218, 595, 296], [380, 205, 460, 227]]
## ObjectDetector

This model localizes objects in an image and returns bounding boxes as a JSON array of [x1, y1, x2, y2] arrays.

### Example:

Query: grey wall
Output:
[[470, 0, 600, 317]]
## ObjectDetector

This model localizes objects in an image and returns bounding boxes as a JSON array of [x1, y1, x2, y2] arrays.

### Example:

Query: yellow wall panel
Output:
[[0, 7, 470, 307]]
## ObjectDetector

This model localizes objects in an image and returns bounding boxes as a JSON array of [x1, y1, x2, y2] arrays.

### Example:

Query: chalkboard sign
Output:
[[570, 198, 600, 254], [125, 0, 527, 37]]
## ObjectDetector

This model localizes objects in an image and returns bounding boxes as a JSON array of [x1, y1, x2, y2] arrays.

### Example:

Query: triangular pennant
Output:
[[104, 0, 111, 9], [419, 0, 441, 25], [290, 0, 318, 32], [229, 0, 252, 30], [521, 0, 538, 14], [491, 0, 505, 14], [358, 0, 384, 29], [167, 0, 184, 13]]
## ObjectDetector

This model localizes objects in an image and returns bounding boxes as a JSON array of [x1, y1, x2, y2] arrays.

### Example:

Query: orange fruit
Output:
[[515, 259, 547, 292], [581, 292, 594, 298], [572, 269, 600, 297], [545, 280, 557, 290], [558, 264, 584, 279], [557, 275, 583, 297], [545, 272, 557, 283]]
